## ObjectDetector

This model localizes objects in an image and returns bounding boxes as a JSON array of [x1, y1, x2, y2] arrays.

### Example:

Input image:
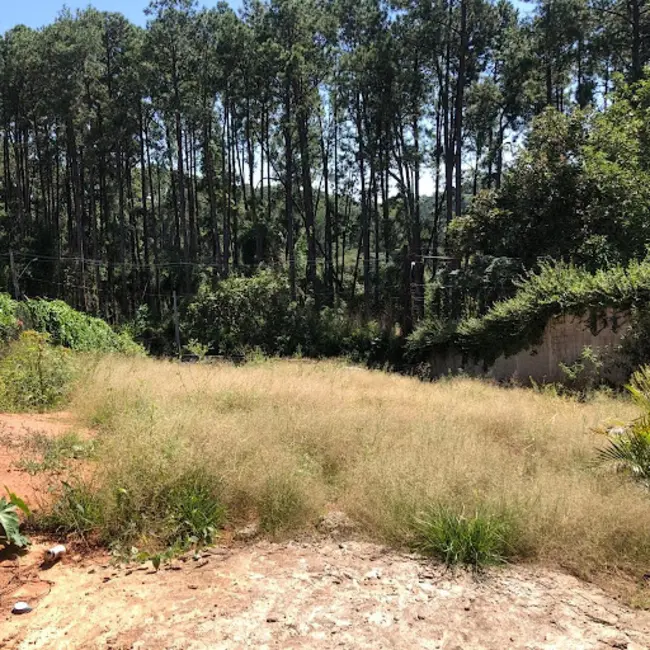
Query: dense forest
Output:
[[1, 0, 649, 355]]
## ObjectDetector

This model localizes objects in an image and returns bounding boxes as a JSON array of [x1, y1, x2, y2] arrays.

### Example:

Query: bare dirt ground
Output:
[[0, 411, 82, 506], [2, 413, 650, 649]]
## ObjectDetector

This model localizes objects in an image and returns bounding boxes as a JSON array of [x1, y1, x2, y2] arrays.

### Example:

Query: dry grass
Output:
[[60, 355, 650, 577]]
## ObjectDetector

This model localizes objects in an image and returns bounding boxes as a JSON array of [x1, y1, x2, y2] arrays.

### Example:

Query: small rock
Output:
[[12, 602, 32, 615], [72, 554, 82, 562], [195, 559, 209, 569], [188, 584, 199, 590], [364, 568, 382, 581], [102, 577, 111, 583], [88, 568, 96, 574], [206, 547, 229, 556], [317, 511, 356, 535], [235, 523, 260, 541], [267, 616, 279, 623]]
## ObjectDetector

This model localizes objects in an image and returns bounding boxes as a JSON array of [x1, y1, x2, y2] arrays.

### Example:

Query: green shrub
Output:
[[41, 481, 104, 537], [0, 331, 77, 411], [183, 272, 392, 362], [0, 293, 20, 343], [20, 299, 143, 354], [412, 505, 519, 568], [184, 272, 298, 357], [164, 474, 226, 545], [43, 471, 225, 552]]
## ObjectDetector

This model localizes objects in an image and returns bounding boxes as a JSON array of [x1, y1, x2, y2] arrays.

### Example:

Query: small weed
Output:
[[40, 481, 103, 538], [164, 475, 226, 546], [17, 431, 95, 475], [186, 339, 209, 361], [412, 505, 518, 568]]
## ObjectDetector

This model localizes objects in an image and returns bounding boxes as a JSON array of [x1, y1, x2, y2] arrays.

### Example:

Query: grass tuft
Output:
[[412, 505, 519, 568]]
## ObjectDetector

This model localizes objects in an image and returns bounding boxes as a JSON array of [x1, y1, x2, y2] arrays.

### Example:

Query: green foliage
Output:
[[184, 272, 299, 357], [600, 367, 650, 484], [184, 272, 392, 362], [0, 490, 31, 548], [185, 339, 209, 361], [163, 475, 226, 546], [450, 96, 650, 276], [21, 299, 143, 355], [42, 472, 225, 552], [412, 505, 518, 568], [558, 346, 607, 399], [0, 331, 77, 411], [407, 260, 650, 368], [0, 293, 21, 343], [41, 481, 104, 537]]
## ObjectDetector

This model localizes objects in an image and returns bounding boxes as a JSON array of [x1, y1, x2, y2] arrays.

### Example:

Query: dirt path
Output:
[[0, 411, 82, 507], [0, 539, 649, 649], [2, 412, 650, 649]]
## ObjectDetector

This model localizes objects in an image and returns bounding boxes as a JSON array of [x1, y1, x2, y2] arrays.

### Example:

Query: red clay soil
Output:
[[1, 412, 650, 649], [0, 412, 81, 508]]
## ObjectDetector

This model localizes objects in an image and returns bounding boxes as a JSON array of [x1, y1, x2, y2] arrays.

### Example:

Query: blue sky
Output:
[[3, 0, 530, 33], [0, 1, 243, 32]]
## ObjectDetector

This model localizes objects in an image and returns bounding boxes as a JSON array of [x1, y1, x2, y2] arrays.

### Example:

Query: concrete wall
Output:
[[431, 310, 630, 384]]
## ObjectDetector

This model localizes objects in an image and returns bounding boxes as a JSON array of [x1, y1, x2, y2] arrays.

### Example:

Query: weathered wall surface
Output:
[[430, 310, 630, 384]]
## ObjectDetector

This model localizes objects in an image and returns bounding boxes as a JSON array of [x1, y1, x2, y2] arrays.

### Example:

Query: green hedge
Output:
[[407, 261, 650, 367], [0, 293, 142, 355]]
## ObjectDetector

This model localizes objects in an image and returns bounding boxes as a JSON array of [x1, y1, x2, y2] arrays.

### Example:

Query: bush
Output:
[[184, 272, 298, 357], [184, 272, 394, 362], [412, 505, 519, 568], [0, 331, 77, 411], [0, 293, 20, 343], [20, 298, 143, 354]]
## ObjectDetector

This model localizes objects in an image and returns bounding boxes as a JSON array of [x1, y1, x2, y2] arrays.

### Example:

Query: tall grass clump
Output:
[[413, 505, 520, 567], [50, 355, 650, 578]]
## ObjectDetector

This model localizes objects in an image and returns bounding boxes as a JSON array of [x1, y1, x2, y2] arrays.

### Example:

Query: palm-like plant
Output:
[[599, 367, 650, 484]]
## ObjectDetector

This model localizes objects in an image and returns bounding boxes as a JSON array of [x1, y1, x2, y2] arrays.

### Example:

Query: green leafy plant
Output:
[[558, 346, 607, 399], [0, 489, 31, 548], [412, 505, 517, 568], [19, 298, 143, 355], [599, 366, 650, 484], [0, 331, 77, 411], [186, 339, 209, 361]]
